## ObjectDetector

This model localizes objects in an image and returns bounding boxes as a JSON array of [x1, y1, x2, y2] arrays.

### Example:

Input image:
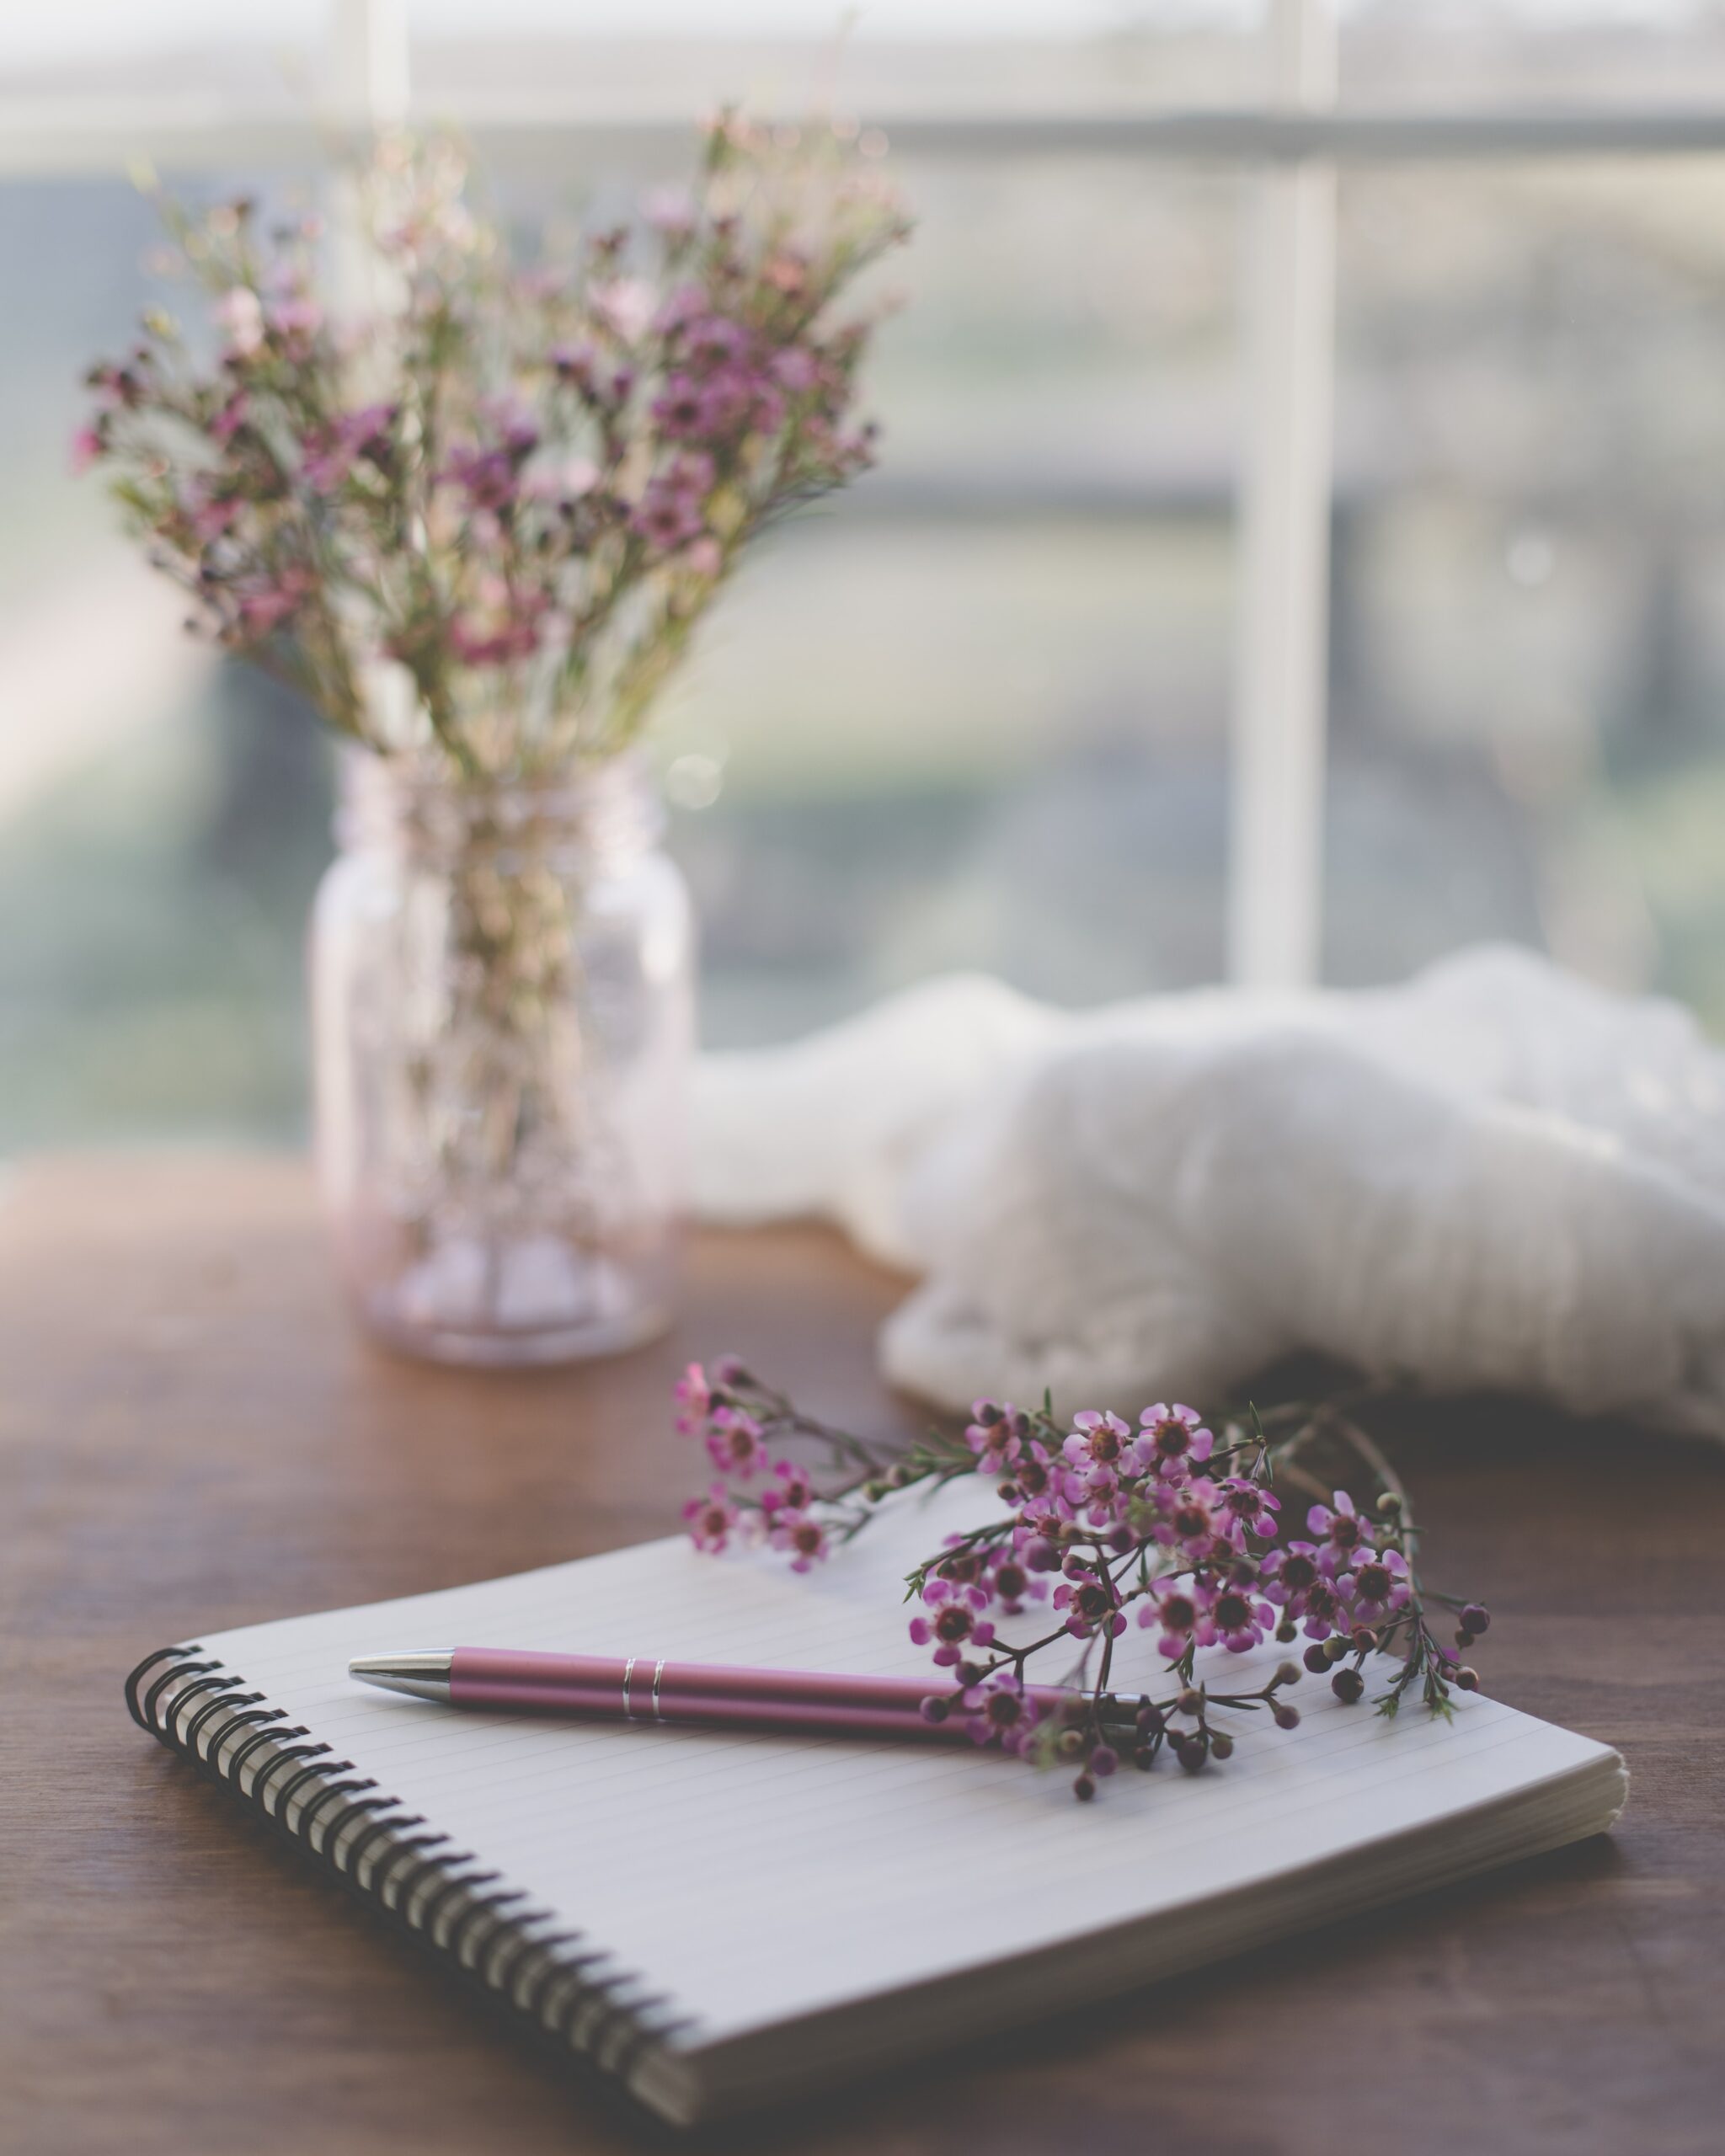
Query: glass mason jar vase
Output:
[[311, 750, 693, 1366]]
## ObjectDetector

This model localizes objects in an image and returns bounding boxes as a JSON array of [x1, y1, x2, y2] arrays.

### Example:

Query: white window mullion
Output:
[[322, 0, 410, 319], [1227, 0, 1338, 991]]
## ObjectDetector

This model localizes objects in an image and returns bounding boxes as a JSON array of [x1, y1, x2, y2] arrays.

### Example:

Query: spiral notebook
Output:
[[126, 1481, 1626, 2127]]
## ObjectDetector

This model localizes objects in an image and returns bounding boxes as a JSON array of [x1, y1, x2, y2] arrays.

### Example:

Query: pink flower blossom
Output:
[[960, 1678, 1041, 1754], [758, 1459, 815, 1514], [682, 314, 751, 371], [213, 286, 264, 357], [264, 296, 322, 355], [1052, 1572, 1125, 1641], [443, 442, 523, 511], [591, 277, 657, 344], [1135, 1403, 1215, 1478], [632, 486, 705, 552], [651, 373, 710, 440], [68, 426, 103, 473], [1062, 1410, 1130, 1472], [681, 1483, 739, 1554], [1003, 1444, 1058, 1506], [769, 346, 820, 393], [1152, 1479, 1224, 1560], [909, 1578, 996, 1665], [979, 1550, 1044, 1615], [704, 1406, 770, 1480], [314, 402, 395, 486], [763, 248, 809, 295], [767, 1509, 830, 1572], [1203, 1580, 1275, 1654], [673, 1361, 710, 1433], [1138, 1577, 1209, 1659], [1307, 1489, 1373, 1572], [1214, 1476, 1281, 1546], [964, 1399, 1021, 1473], [1261, 1544, 1350, 1638], [1341, 1546, 1412, 1626]]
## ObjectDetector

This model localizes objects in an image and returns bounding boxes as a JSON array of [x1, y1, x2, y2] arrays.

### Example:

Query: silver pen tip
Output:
[[349, 1651, 454, 1703]]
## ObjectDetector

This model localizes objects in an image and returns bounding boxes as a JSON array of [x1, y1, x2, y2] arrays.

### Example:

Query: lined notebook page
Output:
[[195, 1481, 1615, 2052]]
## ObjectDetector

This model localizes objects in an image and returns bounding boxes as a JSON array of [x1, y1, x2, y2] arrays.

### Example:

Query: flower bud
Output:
[[1024, 1538, 1060, 1573], [1135, 1701, 1165, 1736], [1088, 1745, 1119, 1779], [1331, 1668, 1365, 1705], [1132, 1745, 1157, 1772], [1303, 1643, 1331, 1674], [1177, 1687, 1204, 1717], [1175, 1735, 1208, 1775], [1275, 1619, 1297, 1643], [1455, 1628, 1474, 1650], [918, 1696, 949, 1724], [1274, 1661, 1301, 1688], [1375, 1490, 1404, 1516], [1209, 1732, 1234, 1760], [1455, 1666, 1481, 1691], [1058, 1727, 1085, 1758], [1323, 1636, 1351, 1664], [1461, 1604, 1490, 1635], [1073, 1774, 1096, 1801], [1351, 1625, 1380, 1653], [1270, 1701, 1300, 1730]]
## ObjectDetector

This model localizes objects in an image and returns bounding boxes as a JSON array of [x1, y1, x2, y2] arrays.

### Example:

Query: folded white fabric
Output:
[[694, 946, 1725, 1435]]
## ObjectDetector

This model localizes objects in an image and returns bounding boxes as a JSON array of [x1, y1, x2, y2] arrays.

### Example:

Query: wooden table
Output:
[[3, 1156, 1723, 2156]]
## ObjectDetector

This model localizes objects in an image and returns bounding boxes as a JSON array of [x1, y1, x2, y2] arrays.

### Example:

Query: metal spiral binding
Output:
[[123, 1642, 692, 2100]]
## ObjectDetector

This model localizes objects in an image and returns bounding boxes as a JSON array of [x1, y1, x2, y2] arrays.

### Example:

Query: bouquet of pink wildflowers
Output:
[[680, 1363, 1493, 1801], [78, 115, 909, 776]]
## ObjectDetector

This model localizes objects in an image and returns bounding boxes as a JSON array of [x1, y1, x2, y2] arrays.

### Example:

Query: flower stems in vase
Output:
[[83, 115, 911, 1363]]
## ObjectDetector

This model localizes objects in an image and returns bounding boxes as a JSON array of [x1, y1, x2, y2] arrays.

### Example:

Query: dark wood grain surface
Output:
[[3, 1155, 1722, 2156]]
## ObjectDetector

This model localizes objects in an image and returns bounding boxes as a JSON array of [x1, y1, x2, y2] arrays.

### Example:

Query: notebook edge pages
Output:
[[667, 1742, 1626, 2123]]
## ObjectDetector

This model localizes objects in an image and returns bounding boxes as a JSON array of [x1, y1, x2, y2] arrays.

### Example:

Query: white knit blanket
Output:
[[693, 947, 1725, 1436]]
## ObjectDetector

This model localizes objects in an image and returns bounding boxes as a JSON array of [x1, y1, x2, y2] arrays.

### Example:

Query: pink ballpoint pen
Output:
[[350, 1647, 1083, 1744]]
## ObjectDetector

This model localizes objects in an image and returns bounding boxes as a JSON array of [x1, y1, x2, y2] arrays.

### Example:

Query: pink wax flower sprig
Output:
[[77, 115, 910, 779], [677, 1364, 1493, 1801]]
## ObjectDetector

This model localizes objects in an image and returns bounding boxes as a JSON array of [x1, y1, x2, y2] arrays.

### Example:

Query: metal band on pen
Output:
[[622, 1657, 637, 1721], [651, 1659, 665, 1723]]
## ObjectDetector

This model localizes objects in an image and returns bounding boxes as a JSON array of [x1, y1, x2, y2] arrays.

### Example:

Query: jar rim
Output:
[[334, 746, 665, 858]]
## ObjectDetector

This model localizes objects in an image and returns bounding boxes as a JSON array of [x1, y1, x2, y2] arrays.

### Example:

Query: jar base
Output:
[[347, 1229, 676, 1369], [360, 1300, 672, 1368]]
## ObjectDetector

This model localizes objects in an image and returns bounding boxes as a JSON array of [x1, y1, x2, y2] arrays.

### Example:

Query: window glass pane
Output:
[[0, 169, 331, 1150], [1343, 1, 1725, 109], [1329, 157, 1725, 1023]]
